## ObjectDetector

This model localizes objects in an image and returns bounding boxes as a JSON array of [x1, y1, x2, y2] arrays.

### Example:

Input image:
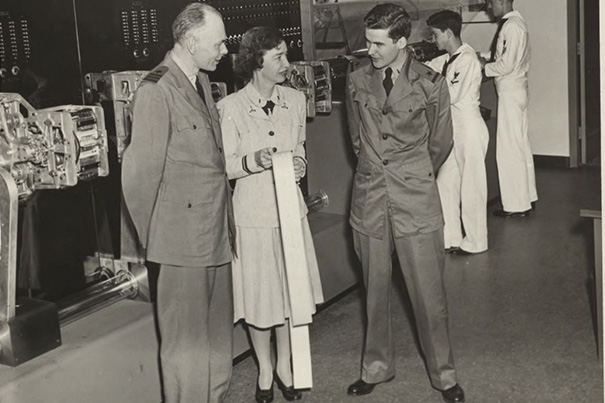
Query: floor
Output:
[[224, 167, 604, 403]]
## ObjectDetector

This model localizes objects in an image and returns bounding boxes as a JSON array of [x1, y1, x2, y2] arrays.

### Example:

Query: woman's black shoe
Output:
[[274, 371, 302, 401], [255, 380, 274, 403]]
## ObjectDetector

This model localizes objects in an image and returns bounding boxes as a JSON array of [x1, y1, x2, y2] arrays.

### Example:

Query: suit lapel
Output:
[[248, 105, 270, 121], [243, 84, 272, 122], [166, 55, 211, 120], [197, 73, 227, 164], [386, 53, 414, 106], [271, 87, 291, 123], [366, 65, 387, 105]]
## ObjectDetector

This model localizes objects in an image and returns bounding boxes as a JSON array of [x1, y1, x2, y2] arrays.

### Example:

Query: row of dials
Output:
[[0, 17, 31, 64], [120, 8, 159, 47], [224, 26, 302, 53]]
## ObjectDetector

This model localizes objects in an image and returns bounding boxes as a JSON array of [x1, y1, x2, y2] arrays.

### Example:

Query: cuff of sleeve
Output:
[[484, 64, 496, 77], [293, 155, 307, 166], [294, 155, 307, 179], [243, 154, 264, 174]]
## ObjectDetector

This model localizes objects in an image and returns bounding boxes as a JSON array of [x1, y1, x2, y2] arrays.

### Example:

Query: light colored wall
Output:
[[463, 0, 571, 157]]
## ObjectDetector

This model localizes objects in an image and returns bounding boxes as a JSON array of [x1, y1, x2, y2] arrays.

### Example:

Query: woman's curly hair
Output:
[[234, 26, 285, 83]]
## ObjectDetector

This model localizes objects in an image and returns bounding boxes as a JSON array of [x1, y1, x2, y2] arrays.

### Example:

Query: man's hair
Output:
[[234, 26, 285, 83], [427, 10, 462, 38], [172, 3, 221, 44], [364, 3, 411, 41]]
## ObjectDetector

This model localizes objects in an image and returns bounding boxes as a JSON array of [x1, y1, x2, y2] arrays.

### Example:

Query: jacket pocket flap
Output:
[[353, 91, 381, 110], [175, 116, 210, 132], [161, 184, 207, 208]]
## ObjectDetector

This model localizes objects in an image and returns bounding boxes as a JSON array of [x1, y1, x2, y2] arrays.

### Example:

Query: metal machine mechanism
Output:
[[285, 61, 332, 118], [0, 93, 109, 200], [407, 40, 446, 62], [0, 93, 149, 367], [84, 71, 147, 160]]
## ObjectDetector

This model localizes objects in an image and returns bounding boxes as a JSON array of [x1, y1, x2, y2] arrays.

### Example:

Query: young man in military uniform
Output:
[[345, 3, 464, 402], [426, 10, 490, 255], [479, 0, 536, 217], [121, 3, 234, 403]]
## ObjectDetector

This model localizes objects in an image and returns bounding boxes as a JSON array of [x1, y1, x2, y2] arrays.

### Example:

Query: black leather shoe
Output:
[[442, 384, 465, 403], [450, 248, 472, 256], [347, 377, 394, 396], [274, 372, 302, 401], [493, 209, 531, 218], [255, 381, 274, 403]]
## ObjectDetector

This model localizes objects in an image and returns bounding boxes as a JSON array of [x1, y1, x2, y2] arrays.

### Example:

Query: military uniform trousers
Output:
[[496, 87, 538, 212], [437, 114, 489, 253], [157, 263, 233, 403], [353, 211, 457, 391]]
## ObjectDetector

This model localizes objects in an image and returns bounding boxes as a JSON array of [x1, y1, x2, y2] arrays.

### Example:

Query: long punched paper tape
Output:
[[272, 151, 313, 389]]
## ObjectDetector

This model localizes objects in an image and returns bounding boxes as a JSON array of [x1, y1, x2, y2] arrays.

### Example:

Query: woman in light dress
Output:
[[217, 26, 324, 403]]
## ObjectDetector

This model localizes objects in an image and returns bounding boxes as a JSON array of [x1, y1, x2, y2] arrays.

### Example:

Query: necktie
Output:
[[383, 67, 393, 97], [490, 18, 508, 62], [195, 76, 206, 105], [262, 100, 275, 115], [441, 53, 461, 77]]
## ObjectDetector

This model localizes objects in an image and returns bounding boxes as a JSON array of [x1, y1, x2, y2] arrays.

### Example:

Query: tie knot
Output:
[[385, 67, 393, 78], [262, 100, 275, 115]]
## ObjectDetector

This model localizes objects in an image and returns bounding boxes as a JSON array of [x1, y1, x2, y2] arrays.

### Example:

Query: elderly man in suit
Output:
[[345, 3, 464, 402], [121, 3, 233, 403]]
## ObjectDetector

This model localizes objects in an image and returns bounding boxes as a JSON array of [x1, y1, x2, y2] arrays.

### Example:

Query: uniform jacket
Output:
[[218, 83, 307, 228], [483, 10, 531, 90], [122, 52, 234, 268], [426, 43, 484, 122], [345, 50, 453, 239]]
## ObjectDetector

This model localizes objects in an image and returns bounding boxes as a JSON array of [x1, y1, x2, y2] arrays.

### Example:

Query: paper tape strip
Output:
[[272, 151, 313, 388]]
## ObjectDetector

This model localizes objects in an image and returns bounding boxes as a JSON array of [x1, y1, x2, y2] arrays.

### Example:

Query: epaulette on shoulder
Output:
[[411, 61, 440, 84], [142, 66, 168, 84]]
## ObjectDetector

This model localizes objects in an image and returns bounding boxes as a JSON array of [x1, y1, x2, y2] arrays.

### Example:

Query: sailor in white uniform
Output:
[[426, 10, 489, 255], [479, 0, 537, 217]]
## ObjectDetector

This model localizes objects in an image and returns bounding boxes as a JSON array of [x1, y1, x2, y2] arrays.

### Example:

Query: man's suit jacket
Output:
[[345, 50, 453, 239], [122, 52, 234, 268]]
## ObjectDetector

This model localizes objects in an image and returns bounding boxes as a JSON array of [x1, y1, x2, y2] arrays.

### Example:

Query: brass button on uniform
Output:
[[382, 108, 388, 115], [192, 124, 197, 129], [187, 203, 192, 208], [383, 159, 389, 166], [269, 130, 275, 136], [382, 133, 388, 140]]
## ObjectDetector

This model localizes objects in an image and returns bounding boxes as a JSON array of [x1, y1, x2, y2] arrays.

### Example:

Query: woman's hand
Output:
[[254, 147, 277, 169], [293, 157, 306, 182]]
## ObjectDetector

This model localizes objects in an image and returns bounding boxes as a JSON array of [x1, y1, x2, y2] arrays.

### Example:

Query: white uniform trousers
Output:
[[437, 115, 489, 253], [496, 87, 538, 212]]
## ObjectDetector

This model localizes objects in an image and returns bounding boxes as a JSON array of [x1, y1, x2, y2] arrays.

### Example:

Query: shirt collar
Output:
[[502, 10, 519, 20], [451, 43, 472, 58], [171, 50, 198, 87], [244, 82, 282, 108], [381, 53, 407, 83], [383, 58, 405, 78]]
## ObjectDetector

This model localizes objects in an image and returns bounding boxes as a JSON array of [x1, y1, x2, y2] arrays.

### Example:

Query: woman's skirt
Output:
[[232, 218, 324, 328]]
